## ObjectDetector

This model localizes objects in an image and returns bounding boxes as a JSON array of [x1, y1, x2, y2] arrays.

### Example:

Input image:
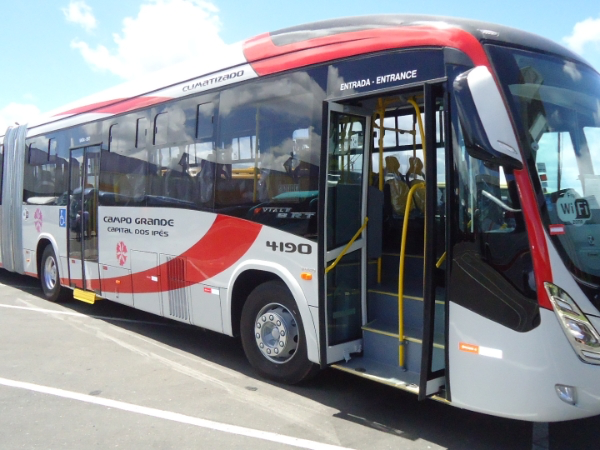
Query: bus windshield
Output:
[[488, 45, 600, 287]]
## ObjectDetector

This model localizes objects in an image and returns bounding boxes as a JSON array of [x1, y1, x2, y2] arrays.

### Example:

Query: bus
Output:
[[1, 14, 600, 422]]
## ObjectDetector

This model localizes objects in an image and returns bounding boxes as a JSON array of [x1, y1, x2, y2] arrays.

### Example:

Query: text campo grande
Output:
[[104, 216, 174, 238], [340, 70, 418, 91]]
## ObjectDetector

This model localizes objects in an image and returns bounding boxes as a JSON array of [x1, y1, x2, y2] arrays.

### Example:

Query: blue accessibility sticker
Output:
[[59, 209, 67, 228]]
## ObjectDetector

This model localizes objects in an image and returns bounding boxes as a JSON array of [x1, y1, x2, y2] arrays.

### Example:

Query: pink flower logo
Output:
[[34, 209, 43, 233], [116, 241, 128, 266]]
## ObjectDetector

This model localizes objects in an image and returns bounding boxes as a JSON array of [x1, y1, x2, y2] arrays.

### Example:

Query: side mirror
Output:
[[453, 66, 523, 170]]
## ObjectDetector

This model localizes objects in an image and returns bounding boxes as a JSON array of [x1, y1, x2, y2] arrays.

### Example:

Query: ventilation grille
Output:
[[166, 256, 189, 320]]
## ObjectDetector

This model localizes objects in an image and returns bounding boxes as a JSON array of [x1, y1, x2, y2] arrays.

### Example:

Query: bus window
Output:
[[450, 109, 539, 331], [148, 145, 195, 205], [154, 112, 169, 146], [136, 117, 147, 148], [535, 131, 579, 195], [216, 74, 322, 239], [583, 126, 600, 205], [197, 103, 214, 140], [0, 142, 3, 204], [24, 139, 61, 204], [99, 115, 147, 206], [584, 127, 600, 174]]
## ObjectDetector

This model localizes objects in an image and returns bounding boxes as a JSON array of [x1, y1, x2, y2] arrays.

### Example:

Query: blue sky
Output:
[[1, 0, 599, 130]]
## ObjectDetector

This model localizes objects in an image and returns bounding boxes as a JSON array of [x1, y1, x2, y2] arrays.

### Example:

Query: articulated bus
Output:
[[2, 15, 600, 422]]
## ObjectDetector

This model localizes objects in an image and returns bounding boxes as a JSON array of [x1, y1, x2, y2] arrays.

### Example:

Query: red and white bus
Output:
[[2, 14, 600, 422]]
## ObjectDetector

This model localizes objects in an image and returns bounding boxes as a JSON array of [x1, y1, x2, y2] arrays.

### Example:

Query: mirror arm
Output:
[[481, 190, 522, 213]]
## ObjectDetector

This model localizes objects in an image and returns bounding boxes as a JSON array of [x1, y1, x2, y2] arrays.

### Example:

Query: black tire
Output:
[[40, 246, 64, 302], [240, 280, 319, 384]]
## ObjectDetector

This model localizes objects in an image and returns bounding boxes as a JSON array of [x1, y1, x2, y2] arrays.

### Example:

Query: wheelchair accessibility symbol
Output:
[[59, 209, 67, 228]]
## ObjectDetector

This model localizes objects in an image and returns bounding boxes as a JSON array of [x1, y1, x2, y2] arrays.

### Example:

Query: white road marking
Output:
[[0, 304, 174, 326], [0, 303, 86, 316], [0, 377, 352, 450], [2, 301, 339, 443]]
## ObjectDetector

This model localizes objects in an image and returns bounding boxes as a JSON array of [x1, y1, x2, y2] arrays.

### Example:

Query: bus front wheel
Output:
[[240, 281, 318, 384], [40, 246, 64, 302]]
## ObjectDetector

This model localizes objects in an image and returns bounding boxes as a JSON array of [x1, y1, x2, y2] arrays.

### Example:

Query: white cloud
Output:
[[70, 0, 226, 80], [0, 103, 41, 132], [564, 16, 600, 70], [62, 1, 97, 33]]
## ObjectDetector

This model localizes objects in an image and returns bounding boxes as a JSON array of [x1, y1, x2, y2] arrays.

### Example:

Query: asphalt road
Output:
[[0, 269, 598, 449]]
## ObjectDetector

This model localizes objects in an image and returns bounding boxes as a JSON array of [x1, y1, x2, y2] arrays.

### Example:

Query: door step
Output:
[[332, 355, 420, 393], [333, 355, 449, 403], [362, 320, 445, 373]]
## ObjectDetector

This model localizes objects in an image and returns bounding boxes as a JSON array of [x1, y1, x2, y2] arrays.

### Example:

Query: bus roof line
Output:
[[243, 25, 490, 76]]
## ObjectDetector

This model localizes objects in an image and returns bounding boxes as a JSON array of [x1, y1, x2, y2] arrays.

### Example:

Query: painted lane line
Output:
[[0, 304, 86, 317], [0, 304, 175, 326], [0, 377, 352, 450]]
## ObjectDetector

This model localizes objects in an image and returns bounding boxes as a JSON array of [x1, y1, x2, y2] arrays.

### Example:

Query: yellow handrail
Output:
[[398, 98, 426, 370], [374, 96, 400, 284], [325, 217, 369, 274], [407, 97, 426, 161], [436, 252, 447, 269], [376, 98, 385, 284], [397, 183, 422, 369]]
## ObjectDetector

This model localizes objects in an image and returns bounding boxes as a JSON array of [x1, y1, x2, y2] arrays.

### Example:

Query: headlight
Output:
[[563, 318, 599, 345], [545, 282, 600, 365]]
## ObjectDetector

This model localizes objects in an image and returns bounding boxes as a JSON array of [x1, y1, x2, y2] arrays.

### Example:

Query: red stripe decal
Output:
[[243, 27, 489, 76], [514, 169, 553, 309], [102, 215, 262, 295], [55, 96, 171, 117]]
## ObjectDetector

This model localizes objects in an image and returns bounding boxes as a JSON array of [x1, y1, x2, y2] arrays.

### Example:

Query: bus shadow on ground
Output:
[[3, 269, 599, 450]]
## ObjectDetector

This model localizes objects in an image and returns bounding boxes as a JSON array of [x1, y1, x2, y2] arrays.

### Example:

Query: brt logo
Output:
[[557, 191, 591, 226]]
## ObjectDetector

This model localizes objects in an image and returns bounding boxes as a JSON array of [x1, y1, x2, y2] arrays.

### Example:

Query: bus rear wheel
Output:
[[240, 280, 318, 384], [40, 246, 64, 302]]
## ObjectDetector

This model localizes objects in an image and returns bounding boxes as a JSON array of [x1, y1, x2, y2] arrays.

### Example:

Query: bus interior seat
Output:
[[266, 170, 296, 199], [406, 156, 425, 184], [384, 155, 402, 180], [383, 156, 413, 217], [406, 156, 426, 213]]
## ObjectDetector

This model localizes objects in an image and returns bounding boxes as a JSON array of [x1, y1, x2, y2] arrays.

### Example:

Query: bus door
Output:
[[322, 103, 371, 363], [68, 145, 100, 291], [418, 83, 448, 399]]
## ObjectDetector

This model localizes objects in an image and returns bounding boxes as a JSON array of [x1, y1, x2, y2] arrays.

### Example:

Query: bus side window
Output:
[[24, 139, 59, 204], [450, 114, 539, 332], [0, 142, 3, 204], [216, 80, 321, 220], [99, 115, 146, 206]]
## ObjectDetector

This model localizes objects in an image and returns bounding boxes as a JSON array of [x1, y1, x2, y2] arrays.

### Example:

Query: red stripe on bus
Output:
[[99, 215, 262, 294], [55, 96, 171, 117], [514, 169, 553, 309], [243, 26, 489, 76]]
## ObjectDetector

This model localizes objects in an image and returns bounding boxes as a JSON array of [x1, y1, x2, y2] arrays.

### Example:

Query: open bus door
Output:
[[418, 83, 448, 399], [68, 145, 100, 295], [321, 86, 449, 400], [321, 102, 372, 364]]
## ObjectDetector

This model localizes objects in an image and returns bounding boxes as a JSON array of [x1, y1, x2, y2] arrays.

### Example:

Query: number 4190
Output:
[[266, 241, 312, 254]]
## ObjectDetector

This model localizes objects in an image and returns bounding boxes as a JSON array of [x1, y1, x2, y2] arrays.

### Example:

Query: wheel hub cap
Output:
[[254, 304, 298, 363], [44, 258, 57, 289]]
